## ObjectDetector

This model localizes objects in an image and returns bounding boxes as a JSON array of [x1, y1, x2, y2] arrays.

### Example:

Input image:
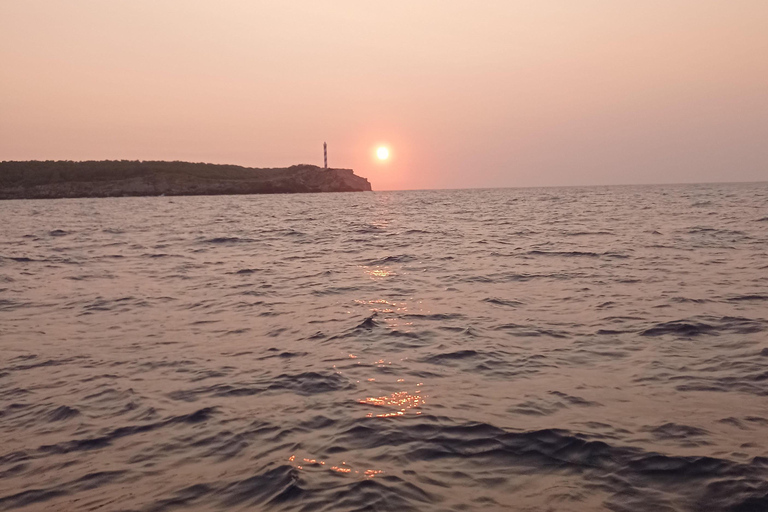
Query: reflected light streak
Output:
[[362, 267, 396, 279], [289, 455, 382, 478], [359, 390, 426, 418]]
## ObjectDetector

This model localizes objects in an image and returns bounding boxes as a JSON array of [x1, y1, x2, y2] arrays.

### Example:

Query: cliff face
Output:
[[0, 161, 372, 199]]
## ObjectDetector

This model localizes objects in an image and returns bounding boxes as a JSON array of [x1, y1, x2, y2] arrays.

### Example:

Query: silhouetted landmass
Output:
[[0, 160, 372, 199]]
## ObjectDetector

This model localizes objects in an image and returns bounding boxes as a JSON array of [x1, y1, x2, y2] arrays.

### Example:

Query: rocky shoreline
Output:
[[0, 161, 372, 199]]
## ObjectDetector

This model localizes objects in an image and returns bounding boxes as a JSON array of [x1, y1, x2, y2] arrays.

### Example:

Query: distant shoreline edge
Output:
[[0, 160, 372, 200]]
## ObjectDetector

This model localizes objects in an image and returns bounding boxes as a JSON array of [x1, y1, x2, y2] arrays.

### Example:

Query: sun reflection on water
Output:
[[288, 456, 383, 478], [363, 267, 396, 279], [359, 390, 426, 418]]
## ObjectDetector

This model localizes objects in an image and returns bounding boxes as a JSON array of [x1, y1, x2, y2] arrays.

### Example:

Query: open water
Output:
[[1, 183, 767, 512]]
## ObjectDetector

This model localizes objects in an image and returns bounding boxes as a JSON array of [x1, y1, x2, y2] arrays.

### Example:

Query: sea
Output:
[[1, 183, 767, 512]]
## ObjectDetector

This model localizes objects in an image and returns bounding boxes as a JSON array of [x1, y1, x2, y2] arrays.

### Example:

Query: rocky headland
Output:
[[0, 160, 372, 199]]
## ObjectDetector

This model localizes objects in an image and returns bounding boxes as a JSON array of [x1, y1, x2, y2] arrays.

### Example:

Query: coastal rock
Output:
[[0, 160, 372, 199]]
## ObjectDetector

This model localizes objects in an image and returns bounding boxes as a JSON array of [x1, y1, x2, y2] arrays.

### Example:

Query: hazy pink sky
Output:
[[1, 1, 766, 190]]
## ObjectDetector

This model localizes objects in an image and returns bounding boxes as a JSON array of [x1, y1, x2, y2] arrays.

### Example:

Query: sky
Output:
[[1, 1, 766, 190]]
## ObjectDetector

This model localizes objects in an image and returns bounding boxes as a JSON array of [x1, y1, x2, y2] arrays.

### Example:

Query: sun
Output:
[[376, 146, 389, 160]]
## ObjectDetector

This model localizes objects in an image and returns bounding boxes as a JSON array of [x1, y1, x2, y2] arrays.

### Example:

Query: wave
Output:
[[3, 256, 37, 263], [423, 349, 483, 363], [362, 254, 417, 265], [403, 313, 464, 321], [509, 392, 601, 416], [168, 372, 354, 402], [202, 236, 255, 244], [46, 405, 81, 422], [562, 231, 614, 236], [526, 250, 601, 257], [525, 250, 630, 259], [0, 299, 29, 312], [641, 316, 766, 337], [20, 407, 219, 459], [726, 294, 768, 302], [482, 297, 524, 307], [493, 323, 569, 338], [355, 314, 378, 330], [316, 416, 768, 511], [643, 422, 709, 441], [0, 471, 128, 510]]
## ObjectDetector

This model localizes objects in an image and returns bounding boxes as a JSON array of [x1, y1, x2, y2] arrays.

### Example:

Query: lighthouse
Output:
[[323, 142, 328, 169]]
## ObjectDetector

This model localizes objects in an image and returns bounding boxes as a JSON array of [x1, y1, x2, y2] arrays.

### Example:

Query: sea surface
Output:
[[1, 183, 767, 512]]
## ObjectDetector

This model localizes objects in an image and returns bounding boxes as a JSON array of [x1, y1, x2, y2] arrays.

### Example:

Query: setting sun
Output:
[[376, 147, 389, 160]]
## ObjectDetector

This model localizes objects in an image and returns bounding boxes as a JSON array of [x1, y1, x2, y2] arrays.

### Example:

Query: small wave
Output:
[[0, 471, 127, 510], [642, 321, 715, 337], [354, 224, 386, 234], [192, 372, 344, 398], [36, 407, 217, 456], [596, 328, 635, 335], [526, 250, 601, 258], [403, 313, 464, 321], [424, 350, 482, 363], [355, 314, 378, 330], [462, 275, 494, 283], [0, 299, 29, 312], [4, 256, 37, 263], [494, 323, 568, 338], [48, 229, 69, 236], [219, 466, 303, 507], [258, 350, 308, 360], [643, 422, 709, 440], [271, 372, 354, 395], [686, 226, 747, 237], [203, 237, 254, 244], [311, 285, 363, 296], [4, 356, 86, 373], [482, 297, 523, 307], [549, 391, 601, 407], [563, 231, 614, 236], [641, 316, 766, 337], [670, 296, 710, 304], [219, 328, 251, 336], [727, 294, 768, 302], [171, 372, 352, 401], [363, 254, 417, 265], [47, 405, 80, 422], [509, 393, 600, 416]]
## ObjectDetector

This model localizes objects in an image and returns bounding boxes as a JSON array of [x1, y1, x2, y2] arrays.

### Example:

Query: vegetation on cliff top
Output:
[[0, 160, 371, 198], [0, 160, 334, 187]]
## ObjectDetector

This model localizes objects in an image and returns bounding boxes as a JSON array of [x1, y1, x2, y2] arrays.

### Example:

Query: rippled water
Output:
[[1, 183, 768, 512]]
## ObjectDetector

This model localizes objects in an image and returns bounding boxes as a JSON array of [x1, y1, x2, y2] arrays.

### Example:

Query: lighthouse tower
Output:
[[323, 142, 328, 169]]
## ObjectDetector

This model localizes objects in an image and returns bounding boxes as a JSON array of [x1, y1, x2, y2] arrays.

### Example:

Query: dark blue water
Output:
[[1, 183, 767, 511]]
